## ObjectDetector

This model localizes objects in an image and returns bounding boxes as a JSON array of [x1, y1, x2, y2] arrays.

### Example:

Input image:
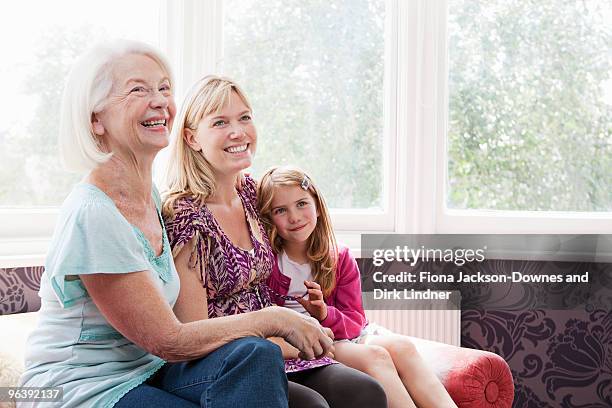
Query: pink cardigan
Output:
[[267, 246, 367, 340]]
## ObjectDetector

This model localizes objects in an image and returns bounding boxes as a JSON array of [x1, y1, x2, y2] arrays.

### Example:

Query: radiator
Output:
[[364, 308, 461, 346]]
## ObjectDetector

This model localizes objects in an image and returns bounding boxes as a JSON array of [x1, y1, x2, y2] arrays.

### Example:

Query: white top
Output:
[[278, 251, 313, 315]]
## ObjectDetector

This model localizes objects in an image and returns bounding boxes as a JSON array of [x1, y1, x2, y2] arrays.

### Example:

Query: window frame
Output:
[[211, 0, 398, 233], [0, 0, 396, 264], [430, 0, 612, 234]]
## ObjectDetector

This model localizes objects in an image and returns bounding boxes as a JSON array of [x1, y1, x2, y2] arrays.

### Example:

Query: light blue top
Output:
[[19, 183, 180, 408]]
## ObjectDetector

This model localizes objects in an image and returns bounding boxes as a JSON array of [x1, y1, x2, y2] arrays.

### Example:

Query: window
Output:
[[222, 0, 387, 212], [390, 0, 611, 234], [0, 0, 163, 207], [447, 0, 612, 212], [1, 0, 392, 262], [3, 0, 610, 264]]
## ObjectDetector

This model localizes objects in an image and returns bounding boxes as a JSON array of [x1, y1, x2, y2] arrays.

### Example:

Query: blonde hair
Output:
[[60, 39, 173, 173], [163, 75, 252, 218], [257, 166, 338, 297]]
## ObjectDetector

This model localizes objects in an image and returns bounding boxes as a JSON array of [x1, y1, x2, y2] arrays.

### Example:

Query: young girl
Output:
[[257, 165, 458, 408]]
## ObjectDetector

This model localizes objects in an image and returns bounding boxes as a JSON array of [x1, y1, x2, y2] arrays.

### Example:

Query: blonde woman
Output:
[[163, 75, 387, 408]]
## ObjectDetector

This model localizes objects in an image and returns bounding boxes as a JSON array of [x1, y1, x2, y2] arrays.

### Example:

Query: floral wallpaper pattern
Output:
[[359, 258, 612, 407], [0, 267, 43, 314], [463, 308, 612, 407], [457, 261, 611, 407]]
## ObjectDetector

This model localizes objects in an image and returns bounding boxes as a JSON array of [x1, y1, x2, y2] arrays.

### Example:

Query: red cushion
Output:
[[409, 337, 514, 407], [442, 350, 514, 407]]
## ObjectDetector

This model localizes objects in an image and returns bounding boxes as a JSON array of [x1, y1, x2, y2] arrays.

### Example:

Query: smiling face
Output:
[[185, 91, 257, 177], [270, 184, 319, 245], [92, 53, 176, 157]]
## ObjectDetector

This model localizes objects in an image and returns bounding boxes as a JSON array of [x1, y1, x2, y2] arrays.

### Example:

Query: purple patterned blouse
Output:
[[164, 176, 335, 373]]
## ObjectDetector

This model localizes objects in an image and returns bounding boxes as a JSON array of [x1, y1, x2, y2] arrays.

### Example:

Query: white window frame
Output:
[[2, 0, 611, 266], [0, 0, 396, 264], [401, 0, 612, 235], [163, 0, 398, 235], [162, 0, 398, 234]]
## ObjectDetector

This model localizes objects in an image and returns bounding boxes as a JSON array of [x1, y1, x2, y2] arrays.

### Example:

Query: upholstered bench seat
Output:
[[0, 265, 514, 407]]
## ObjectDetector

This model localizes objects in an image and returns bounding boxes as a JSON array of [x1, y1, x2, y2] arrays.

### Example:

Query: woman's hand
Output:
[[296, 281, 328, 322], [262, 306, 334, 361]]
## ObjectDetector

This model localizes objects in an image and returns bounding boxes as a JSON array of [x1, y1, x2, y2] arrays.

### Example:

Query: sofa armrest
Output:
[[0, 312, 39, 387], [409, 336, 514, 408]]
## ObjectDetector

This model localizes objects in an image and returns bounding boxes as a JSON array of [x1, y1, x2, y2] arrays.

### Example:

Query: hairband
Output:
[[301, 176, 310, 190]]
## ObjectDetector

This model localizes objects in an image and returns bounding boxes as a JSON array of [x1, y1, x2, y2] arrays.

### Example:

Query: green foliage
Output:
[[0, 26, 99, 206], [448, 0, 612, 211], [3, 0, 609, 214], [224, 0, 385, 209]]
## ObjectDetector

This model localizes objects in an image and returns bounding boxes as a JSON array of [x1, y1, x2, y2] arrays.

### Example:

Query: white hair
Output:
[[59, 39, 174, 173]]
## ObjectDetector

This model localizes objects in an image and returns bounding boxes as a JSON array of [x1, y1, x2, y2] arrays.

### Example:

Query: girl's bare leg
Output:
[[334, 341, 416, 408], [362, 334, 458, 408]]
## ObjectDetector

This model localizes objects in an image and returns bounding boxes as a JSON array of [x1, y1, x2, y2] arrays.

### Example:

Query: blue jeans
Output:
[[115, 337, 288, 408]]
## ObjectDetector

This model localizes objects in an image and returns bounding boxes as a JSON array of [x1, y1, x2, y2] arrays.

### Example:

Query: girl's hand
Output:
[[297, 281, 328, 322]]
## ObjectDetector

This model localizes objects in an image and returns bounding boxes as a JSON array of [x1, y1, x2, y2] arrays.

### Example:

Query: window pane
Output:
[[0, 0, 162, 207], [223, 0, 386, 209], [447, 1, 612, 211]]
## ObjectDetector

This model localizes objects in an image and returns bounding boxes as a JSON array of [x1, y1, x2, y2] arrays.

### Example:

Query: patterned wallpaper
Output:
[[358, 258, 612, 407], [461, 260, 612, 407], [0, 266, 44, 315]]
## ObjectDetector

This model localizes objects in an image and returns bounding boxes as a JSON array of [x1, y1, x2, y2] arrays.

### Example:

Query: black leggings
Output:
[[287, 364, 387, 408]]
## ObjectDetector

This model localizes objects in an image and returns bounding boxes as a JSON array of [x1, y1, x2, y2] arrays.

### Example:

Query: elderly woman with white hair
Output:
[[18, 40, 334, 408]]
